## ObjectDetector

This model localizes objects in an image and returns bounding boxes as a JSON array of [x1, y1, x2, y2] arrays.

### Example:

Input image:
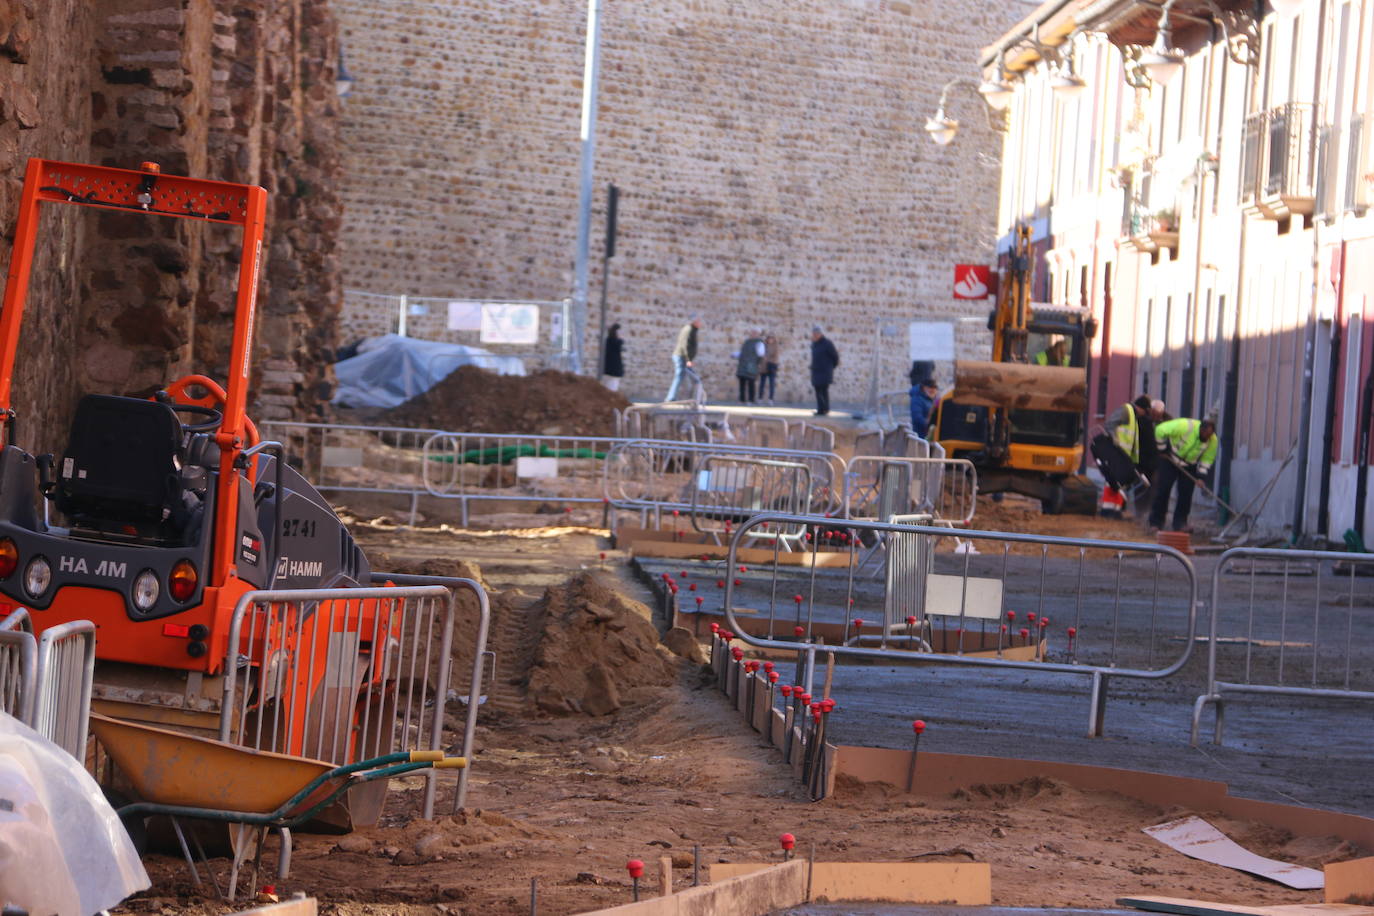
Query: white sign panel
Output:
[[515, 456, 558, 479], [550, 311, 563, 344], [909, 321, 955, 361], [480, 303, 539, 345], [447, 300, 482, 331]]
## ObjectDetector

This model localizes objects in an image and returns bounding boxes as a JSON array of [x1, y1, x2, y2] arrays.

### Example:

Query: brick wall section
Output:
[[0, 0, 343, 452], [335, 0, 1023, 405]]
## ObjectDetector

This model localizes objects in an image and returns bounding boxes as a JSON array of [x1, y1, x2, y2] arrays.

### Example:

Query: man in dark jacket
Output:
[[909, 378, 939, 438], [809, 326, 839, 416]]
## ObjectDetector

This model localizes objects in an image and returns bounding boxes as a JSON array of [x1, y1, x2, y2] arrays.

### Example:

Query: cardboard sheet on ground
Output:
[[1142, 816, 1324, 889]]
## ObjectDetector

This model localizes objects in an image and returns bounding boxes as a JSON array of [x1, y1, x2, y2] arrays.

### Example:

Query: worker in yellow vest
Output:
[[1033, 335, 1070, 367], [1148, 417, 1219, 532]]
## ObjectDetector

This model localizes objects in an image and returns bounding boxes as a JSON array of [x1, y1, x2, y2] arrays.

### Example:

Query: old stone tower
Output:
[[333, 0, 1031, 404], [0, 0, 342, 451]]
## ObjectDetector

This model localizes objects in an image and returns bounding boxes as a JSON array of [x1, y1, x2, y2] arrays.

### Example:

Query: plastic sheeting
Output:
[[333, 334, 526, 409], [0, 711, 149, 914]]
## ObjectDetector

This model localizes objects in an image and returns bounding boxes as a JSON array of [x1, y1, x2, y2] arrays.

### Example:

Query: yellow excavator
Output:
[[933, 225, 1096, 514]]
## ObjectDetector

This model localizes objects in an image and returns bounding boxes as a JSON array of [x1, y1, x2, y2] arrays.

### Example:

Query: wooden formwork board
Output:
[[616, 527, 856, 567], [709, 861, 991, 905]]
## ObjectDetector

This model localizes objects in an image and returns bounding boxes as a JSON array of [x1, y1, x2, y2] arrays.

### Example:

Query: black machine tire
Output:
[[1040, 484, 1066, 516], [168, 402, 223, 434]]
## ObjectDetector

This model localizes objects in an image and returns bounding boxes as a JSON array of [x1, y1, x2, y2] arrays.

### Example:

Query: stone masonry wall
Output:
[[334, 0, 1027, 406], [0, 0, 343, 456]]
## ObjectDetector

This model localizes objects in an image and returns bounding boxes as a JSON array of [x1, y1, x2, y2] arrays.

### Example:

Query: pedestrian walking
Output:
[[735, 328, 764, 403], [665, 316, 701, 402], [809, 326, 839, 416], [1149, 417, 1219, 532], [602, 322, 624, 392], [908, 373, 939, 439], [759, 334, 780, 405]]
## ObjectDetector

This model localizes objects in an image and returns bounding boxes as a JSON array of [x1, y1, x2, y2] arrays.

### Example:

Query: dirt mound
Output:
[[524, 570, 677, 716], [385, 365, 630, 436]]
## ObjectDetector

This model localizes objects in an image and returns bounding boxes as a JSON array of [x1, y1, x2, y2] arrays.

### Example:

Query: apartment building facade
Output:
[[974, 0, 1374, 541]]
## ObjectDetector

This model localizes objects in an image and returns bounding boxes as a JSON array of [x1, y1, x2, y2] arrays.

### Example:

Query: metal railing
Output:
[[690, 456, 813, 546], [421, 430, 619, 526], [1190, 547, 1374, 746], [32, 621, 96, 760], [1240, 102, 1319, 206], [220, 579, 489, 818], [603, 439, 847, 524], [845, 456, 977, 524], [721, 513, 1198, 737], [0, 607, 31, 632], [0, 628, 36, 725], [260, 421, 444, 524]]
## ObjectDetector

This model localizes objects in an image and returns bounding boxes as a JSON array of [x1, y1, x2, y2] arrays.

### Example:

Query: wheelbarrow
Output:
[[90, 713, 466, 901]]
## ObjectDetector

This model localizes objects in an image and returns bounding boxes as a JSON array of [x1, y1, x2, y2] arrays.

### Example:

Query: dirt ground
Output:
[[112, 517, 1360, 916]]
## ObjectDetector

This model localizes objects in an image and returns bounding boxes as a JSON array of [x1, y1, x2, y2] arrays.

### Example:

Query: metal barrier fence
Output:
[[220, 579, 489, 818], [260, 421, 444, 524], [721, 513, 1198, 736], [32, 621, 96, 759], [0, 607, 30, 632], [690, 456, 813, 547], [876, 390, 910, 431], [421, 430, 621, 526], [1190, 547, 1374, 746], [603, 439, 847, 525], [0, 628, 36, 725], [845, 456, 977, 524]]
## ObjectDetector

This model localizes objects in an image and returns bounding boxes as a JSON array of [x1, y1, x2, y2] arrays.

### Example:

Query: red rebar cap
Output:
[[733, 578, 742, 586], [763, 661, 775, 672], [731, 647, 744, 661], [1020, 628, 1030, 639], [1068, 626, 1077, 637], [1039, 617, 1049, 627], [853, 618, 864, 628], [627, 860, 645, 878], [1027, 612, 1037, 623], [739, 565, 748, 573], [672, 509, 680, 517], [717, 580, 726, 588], [793, 594, 803, 604], [1006, 611, 1016, 621], [689, 583, 697, 591], [906, 615, 917, 625], [710, 622, 720, 633], [768, 670, 779, 683], [600, 552, 607, 560], [793, 626, 805, 637], [812, 707, 823, 721], [696, 596, 704, 606], [780, 832, 796, 850], [781, 685, 793, 697], [913, 719, 926, 734], [721, 630, 733, 641], [800, 693, 812, 706], [820, 698, 835, 713]]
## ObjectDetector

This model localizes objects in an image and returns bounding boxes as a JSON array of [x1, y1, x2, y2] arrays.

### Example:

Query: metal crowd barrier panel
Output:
[[421, 431, 622, 526], [790, 422, 835, 455], [0, 628, 36, 725], [845, 456, 977, 524], [260, 421, 444, 524], [0, 606, 31, 632], [1190, 547, 1374, 746], [876, 390, 910, 431], [603, 439, 847, 525], [32, 621, 96, 759], [690, 455, 812, 547], [722, 513, 1198, 737], [220, 580, 489, 818], [739, 415, 790, 449]]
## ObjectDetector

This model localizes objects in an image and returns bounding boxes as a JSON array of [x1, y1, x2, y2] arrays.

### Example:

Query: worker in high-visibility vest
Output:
[[1033, 335, 1070, 367], [1096, 396, 1165, 516], [1149, 417, 1219, 532]]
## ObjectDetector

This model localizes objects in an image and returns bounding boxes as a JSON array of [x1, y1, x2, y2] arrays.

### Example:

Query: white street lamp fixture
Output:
[[1050, 68, 1087, 98], [1139, 43, 1185, 84], [925, 111, 959, 145], [978, 77, 1015, 110]]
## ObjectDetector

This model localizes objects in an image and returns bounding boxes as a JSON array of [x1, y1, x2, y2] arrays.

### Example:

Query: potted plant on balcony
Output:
[[1152, 207, 1177, 233]]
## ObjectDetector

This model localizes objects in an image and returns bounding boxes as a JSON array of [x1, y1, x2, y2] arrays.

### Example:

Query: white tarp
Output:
[[333, 334, 525, 409], [0, 711, 149, 914]]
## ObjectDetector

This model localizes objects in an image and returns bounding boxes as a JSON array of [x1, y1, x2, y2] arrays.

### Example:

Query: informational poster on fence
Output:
[[480, 303, 539, 344], [909, 321, 955, 361], [549, 311, 563, 344], [446, 300, 482, 331]]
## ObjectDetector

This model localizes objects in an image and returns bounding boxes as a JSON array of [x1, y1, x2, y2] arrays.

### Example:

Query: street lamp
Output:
[[924, 77, 1005, 146], [978, 51, 1015, 111]]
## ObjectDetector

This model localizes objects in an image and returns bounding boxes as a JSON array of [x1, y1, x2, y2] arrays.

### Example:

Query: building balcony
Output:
[[1240, 102, 1319, 221], [1122, 200, 1178, 254]]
